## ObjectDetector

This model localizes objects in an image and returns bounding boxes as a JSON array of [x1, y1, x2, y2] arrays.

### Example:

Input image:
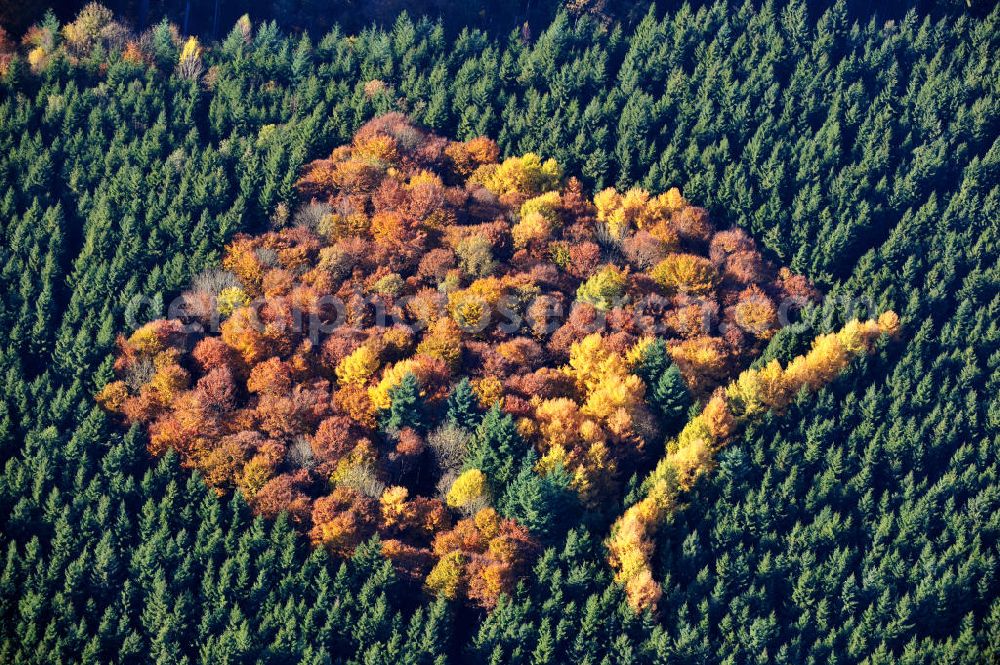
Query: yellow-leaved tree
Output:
[[446, 469, 491, 513]]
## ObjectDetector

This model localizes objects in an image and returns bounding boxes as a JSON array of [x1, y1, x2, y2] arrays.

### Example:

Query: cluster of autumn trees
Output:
[[0, 3, 210, 78], [98, 114, 823, 606], [12, 4, 126, 73]]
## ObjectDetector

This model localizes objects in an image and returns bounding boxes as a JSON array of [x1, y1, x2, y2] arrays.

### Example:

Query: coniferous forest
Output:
[[0, 1, 998, 663]]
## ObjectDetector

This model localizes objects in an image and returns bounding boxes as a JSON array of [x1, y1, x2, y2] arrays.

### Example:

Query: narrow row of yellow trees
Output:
[[607, 313, 900, 612]]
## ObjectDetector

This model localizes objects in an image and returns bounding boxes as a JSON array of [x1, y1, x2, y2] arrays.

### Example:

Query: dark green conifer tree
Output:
[[446, 377, 481, 431], [382, 373, 426, 433]]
